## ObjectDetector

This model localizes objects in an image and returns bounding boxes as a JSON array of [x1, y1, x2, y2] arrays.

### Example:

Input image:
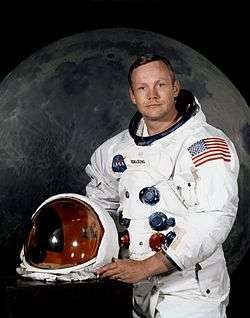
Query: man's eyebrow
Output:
[[133, 78, 170, 85]]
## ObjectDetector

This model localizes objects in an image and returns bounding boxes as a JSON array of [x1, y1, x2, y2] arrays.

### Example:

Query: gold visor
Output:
[[24, 198, 104, 269]]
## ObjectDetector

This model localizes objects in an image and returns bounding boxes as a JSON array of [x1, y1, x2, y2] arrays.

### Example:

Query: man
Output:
[[85, 54, 239, 317]]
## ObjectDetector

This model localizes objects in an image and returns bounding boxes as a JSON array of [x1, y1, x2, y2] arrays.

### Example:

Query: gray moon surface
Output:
[[0, 28, 249, 273]]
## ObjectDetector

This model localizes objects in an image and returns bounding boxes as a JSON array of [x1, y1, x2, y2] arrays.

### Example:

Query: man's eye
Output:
[[137, 86, 145, 90], [159, 83, 166, 87]]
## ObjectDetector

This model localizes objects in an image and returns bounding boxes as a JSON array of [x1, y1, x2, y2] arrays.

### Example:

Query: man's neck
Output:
[[144, 114, 181, 136]]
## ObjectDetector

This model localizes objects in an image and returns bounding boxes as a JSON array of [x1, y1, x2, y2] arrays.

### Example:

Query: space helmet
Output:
[[16, 193, 119, 281]]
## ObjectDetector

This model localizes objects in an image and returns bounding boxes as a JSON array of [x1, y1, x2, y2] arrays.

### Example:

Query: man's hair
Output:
[[128, 54, 176, 88]]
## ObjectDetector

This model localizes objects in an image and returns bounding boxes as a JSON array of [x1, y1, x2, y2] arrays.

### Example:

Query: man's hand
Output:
[[97, 258, 148, 284], [96, 252, 174, 284]]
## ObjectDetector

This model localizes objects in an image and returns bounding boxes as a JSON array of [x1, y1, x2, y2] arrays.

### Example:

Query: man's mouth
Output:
[[146, 104, 161, 107]]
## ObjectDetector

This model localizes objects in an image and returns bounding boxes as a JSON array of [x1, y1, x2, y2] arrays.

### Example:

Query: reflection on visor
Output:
[[24, 198, 104, 270]]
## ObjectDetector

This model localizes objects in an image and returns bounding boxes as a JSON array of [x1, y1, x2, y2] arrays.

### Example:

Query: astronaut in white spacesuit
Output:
[[85, 54, 239, 318]]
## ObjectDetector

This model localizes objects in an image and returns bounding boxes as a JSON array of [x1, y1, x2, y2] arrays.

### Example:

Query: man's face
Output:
[[129, 61, 180, 122]]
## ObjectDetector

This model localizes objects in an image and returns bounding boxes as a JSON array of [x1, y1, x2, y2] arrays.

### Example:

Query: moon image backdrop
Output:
[[0, 28, 249, 273]]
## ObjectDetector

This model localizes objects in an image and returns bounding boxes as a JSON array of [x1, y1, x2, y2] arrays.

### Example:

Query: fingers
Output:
[[96, 259, 145, 284], [100, 268, 120, 278], [96, 262, 116, 276], [96, 259, 132, 282], [96, 260, 121, 277]]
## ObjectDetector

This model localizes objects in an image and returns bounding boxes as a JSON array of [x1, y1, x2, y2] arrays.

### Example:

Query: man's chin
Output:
[[143, 114, 164, 122]]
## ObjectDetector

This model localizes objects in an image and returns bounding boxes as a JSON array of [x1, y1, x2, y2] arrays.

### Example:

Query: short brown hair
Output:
[[128, 54, 176, 88]]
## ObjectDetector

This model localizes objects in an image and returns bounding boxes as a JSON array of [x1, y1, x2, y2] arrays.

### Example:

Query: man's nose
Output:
[[147, 88, 159, 100]]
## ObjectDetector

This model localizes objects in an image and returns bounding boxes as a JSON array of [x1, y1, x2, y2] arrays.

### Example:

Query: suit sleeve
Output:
[[166, 138, 239, 270], [85, 145, 120, 217]]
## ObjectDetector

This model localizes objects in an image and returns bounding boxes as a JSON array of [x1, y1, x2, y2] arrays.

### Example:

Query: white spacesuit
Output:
[[85, 91, 239, 318]]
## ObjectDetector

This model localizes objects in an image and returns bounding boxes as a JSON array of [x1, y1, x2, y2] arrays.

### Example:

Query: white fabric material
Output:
[[85, 105, 239, 317], [16, 193, 119, 281], [16, 267, 96, 281]]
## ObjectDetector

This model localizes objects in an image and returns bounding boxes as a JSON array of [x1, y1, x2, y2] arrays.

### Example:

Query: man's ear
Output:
[[129, 88, 136, 105], [173, 80, 180, 98]]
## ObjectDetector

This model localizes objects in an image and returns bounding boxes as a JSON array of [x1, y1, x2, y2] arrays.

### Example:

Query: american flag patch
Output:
[[188, 137, 231, 167]]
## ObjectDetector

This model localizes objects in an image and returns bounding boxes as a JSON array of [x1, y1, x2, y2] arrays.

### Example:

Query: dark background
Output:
[[0, 2, 249, 317]]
